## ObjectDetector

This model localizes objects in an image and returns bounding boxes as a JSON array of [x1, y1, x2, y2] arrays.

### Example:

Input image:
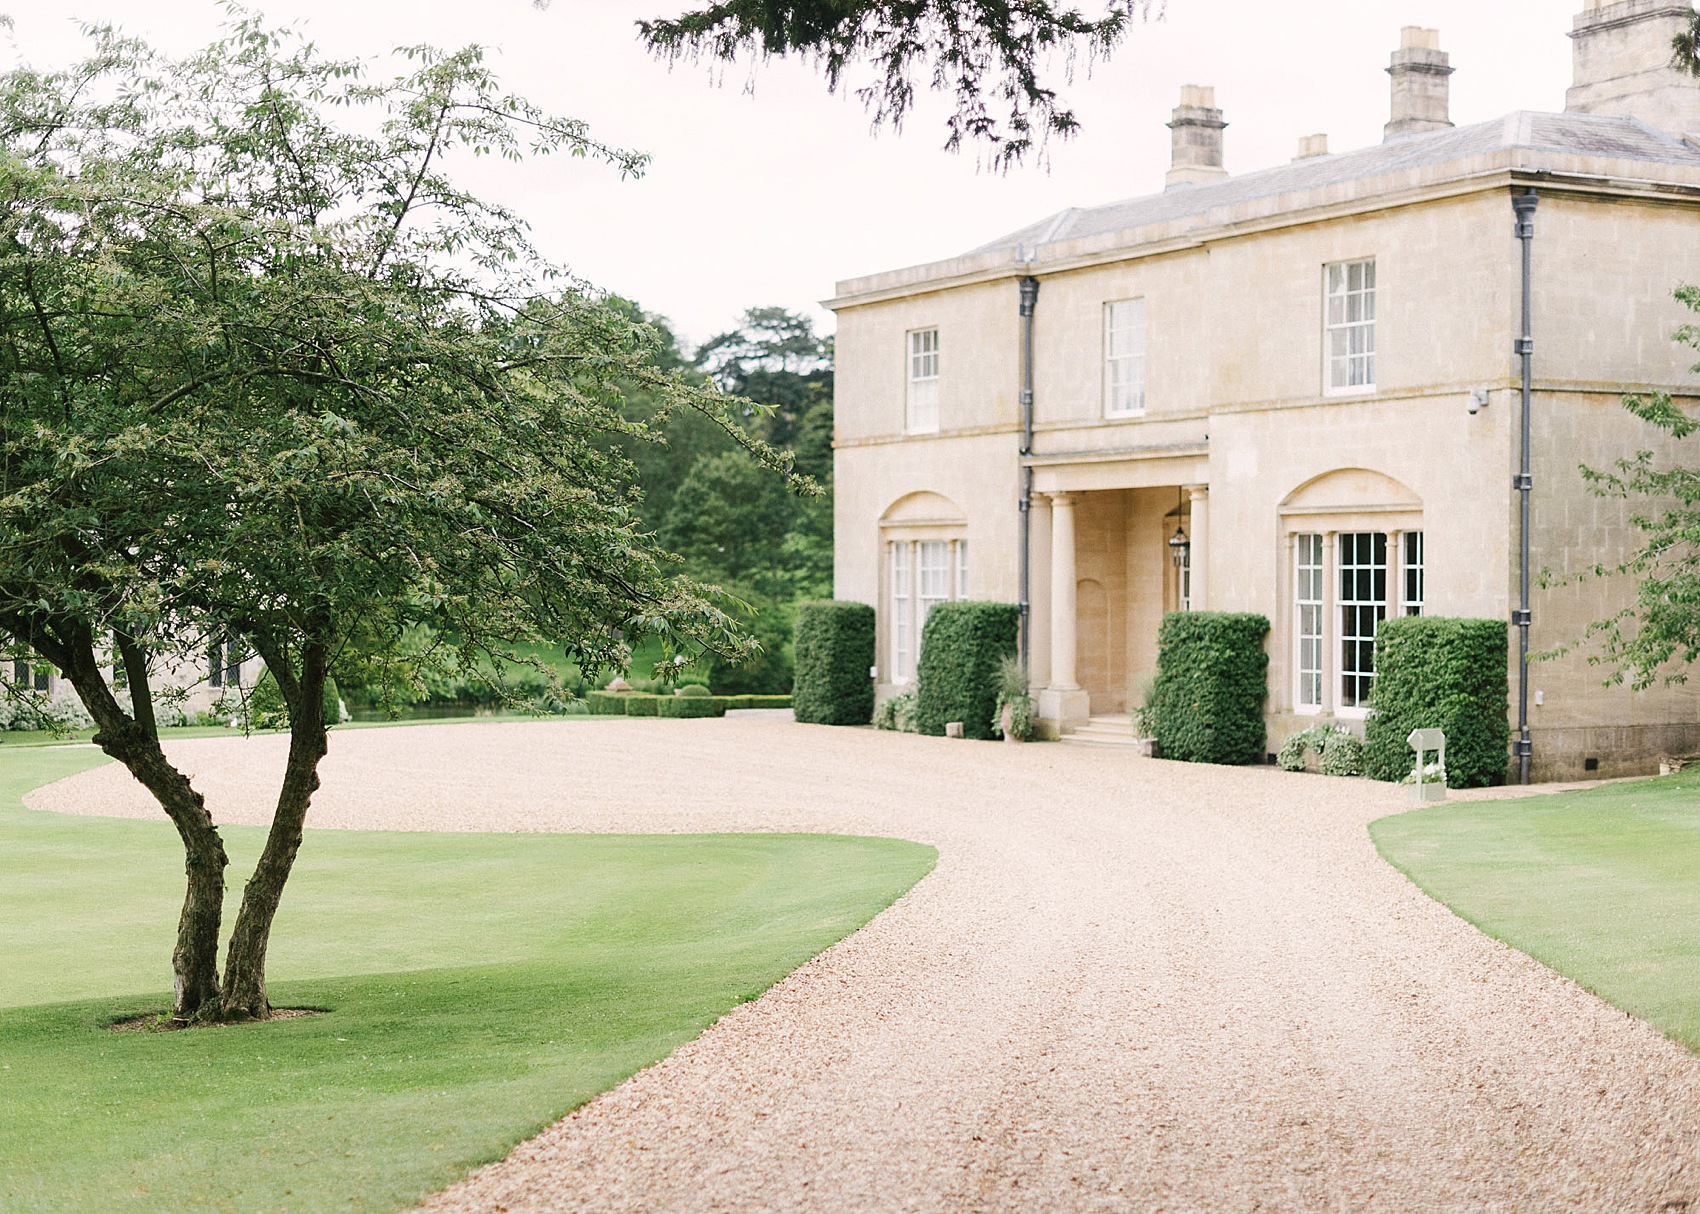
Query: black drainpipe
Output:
[[1513, 188, 1538, 785], [1018, 275, 1040, 668]]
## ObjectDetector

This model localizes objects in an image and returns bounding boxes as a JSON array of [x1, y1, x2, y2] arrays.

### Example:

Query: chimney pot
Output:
[[1294, 133, 1330, 160], [1166, 84, 1228, 189], [1566, 0, 1700, 135], [1385, 27, 1454, 139]]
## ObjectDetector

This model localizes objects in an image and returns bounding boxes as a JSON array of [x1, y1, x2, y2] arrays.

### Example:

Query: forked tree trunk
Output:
[[220, 641, 329, 1019], [56, 629, 228, 1019]]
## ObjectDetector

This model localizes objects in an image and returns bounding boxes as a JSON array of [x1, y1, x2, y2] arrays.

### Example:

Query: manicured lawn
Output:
[[0, 746, 935, 1212], [1371, 766, 1700, 1049]]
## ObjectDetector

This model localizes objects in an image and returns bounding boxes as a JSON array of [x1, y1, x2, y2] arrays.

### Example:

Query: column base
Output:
[[1037, 687, 1093, 732]]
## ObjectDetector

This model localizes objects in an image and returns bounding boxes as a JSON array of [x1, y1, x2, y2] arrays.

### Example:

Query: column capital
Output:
[[1045, 491, 1083, 507], [1186, 483, 1210, 502]]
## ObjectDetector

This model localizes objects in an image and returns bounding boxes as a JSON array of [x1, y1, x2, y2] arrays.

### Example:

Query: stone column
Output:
[[1187, 485, 1210, 611], [1037, 492, 1092, 730], [1049, 492, 1081, 691]]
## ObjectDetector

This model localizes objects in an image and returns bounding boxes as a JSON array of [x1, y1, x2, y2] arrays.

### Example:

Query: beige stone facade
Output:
[[829, 3, 1700, 780]]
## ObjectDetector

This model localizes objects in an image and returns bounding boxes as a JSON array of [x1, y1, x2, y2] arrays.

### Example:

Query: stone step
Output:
[[1062, 715, 1139, 746]]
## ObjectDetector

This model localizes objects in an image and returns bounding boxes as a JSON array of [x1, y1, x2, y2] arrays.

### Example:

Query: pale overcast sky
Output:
[[10, 1, 1581, 348]]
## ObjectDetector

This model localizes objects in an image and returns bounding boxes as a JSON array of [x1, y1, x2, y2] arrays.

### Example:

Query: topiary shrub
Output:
[[914, 601, 1020, 740], [1150, 612, 1269, 765], [1365, 617, 1510, 787], [791, 601, 876, 726], [676, 684, 711, 697]]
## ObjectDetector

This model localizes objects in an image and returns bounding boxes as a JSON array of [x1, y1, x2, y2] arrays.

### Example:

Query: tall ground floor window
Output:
[[1295, 534, 1324, 709], [887, 536, 967, 683], [1338, 532, 1387, 709], [1292, 528, 1423, 715]]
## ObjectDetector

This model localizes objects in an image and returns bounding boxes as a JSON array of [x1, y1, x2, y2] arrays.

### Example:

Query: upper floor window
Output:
[[1103, 298, 1146, 417], [906, 328, 939, 433], [1324, 258, 1376, 393]]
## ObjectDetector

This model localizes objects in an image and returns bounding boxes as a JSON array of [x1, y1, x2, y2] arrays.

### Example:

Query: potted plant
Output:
[[992, 655, 1036, 743]]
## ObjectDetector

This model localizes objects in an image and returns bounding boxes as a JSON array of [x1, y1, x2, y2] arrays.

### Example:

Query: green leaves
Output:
[[0, 14, 790, 711], [1568, 285, 1700, 689]]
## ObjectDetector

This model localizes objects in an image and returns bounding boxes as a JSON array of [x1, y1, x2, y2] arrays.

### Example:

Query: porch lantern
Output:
[[1166, 489, 1190, 568], [1168, 522, 1190, 568]]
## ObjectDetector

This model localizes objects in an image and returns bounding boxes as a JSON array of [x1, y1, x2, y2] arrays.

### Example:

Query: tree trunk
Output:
[[220, 641, 328, 1019], [54, 627, 227, 1019]]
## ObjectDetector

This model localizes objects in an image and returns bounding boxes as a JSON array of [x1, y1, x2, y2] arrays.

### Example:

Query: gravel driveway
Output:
[[28, 717, 1700, 1212]]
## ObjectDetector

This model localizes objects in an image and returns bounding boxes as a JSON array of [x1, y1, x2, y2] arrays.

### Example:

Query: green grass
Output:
[[1371, 766, 1700, 1049], [0, 746, 935, 1212]]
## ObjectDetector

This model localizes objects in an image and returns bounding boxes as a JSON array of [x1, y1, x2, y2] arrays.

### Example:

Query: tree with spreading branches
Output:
[[637, 1, 1145, 166], [0, 19, 792, 1022]]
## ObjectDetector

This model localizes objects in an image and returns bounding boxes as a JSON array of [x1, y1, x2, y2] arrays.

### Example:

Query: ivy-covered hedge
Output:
[[1150, 612, 1269, 765], [914, 601, 1021, 739], [791, 601, 876, 725], [1365, 617, 1510, 787]]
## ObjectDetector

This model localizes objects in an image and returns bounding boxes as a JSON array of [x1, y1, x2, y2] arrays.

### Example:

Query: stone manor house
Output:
[[829, 0, 1700, 780]]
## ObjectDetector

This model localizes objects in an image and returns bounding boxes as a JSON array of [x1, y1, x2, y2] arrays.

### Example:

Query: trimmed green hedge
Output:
[[656, 695, 726, 719], [792, 601, 876, 725], [1365, 616, 1510, 787], [915, 601, 1021, 740], [1151, 612, 1269, 765], [583, 691, 794, 718]]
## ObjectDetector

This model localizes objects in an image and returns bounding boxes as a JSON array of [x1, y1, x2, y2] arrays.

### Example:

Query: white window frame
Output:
[[1337, 531, 1387, 714], [1103, 298, 1146, 417], [1400, 531, 1424, 617], [906, 327, 940, 434], [890, 540, 913, 683], [1324, 258, 1376, 395], [1294, 533, 1324, 712], [885, 531, 969, 685], [917, 540, 951, 637]]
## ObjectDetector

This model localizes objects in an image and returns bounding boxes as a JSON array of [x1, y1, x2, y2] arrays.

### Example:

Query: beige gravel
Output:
[[27, 716, 1700, 1212]]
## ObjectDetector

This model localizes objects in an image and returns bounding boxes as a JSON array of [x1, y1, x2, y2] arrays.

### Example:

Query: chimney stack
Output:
[[1567, 0, 1700, 135], [1385, 27, 1454, 139], [1166, 85, 1227, 188], [1294, 133, 1330, 161]]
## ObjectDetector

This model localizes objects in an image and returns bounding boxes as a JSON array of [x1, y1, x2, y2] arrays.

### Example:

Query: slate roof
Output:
[[968, 111, 1700, 257]]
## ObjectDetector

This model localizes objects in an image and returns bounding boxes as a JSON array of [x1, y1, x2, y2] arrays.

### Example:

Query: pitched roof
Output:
[[968, 111, 1700, 257]]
